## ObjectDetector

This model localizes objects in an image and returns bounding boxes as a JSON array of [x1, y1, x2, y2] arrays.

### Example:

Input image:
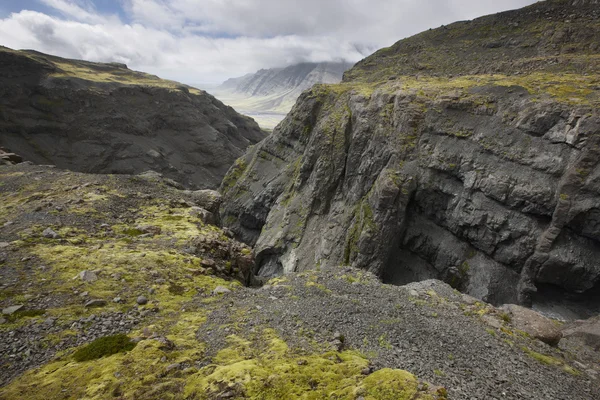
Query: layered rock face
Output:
[[220, 0, 600, 308], [0, 47, 265, 189]]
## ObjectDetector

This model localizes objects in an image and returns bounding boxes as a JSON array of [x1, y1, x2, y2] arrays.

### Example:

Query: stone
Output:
[[135, 225, 161, 236], [501, 304, 562, 346], [2, 305, 24, 315], [212, 286, 231, 295], [0, 242, 10, 249], [561, 316, 600, 350], [78, 270, 98, 282], [188, 190, 222, 214], [136, 296, 148, 305], [166, 363, 181, 372], [42, 228, 60, 239], [84, 299, 107, 308], [113, 297, 122, 303]]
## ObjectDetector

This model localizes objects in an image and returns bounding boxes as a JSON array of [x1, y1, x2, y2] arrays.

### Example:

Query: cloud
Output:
[[0, 0, 539, 84]]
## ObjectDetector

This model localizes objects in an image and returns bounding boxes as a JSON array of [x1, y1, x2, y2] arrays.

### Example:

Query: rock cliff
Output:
[[0, 47, 266, 189], [220, 0, 600, 310]]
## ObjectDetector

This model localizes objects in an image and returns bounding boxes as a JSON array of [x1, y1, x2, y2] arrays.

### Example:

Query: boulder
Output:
[[212, 286, 231, 295], [188, 190, 222, 215], [84, 299, 107, 308], [501, 304, 562, 346], [2, 305, 24, 315], [561, 316, 600, 350]]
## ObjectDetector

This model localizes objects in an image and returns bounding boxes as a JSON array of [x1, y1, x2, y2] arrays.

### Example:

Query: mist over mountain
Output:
[[210, 61, 354, 129]]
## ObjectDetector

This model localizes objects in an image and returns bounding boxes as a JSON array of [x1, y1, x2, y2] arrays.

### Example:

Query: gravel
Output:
[[195, 269, 600, 400]]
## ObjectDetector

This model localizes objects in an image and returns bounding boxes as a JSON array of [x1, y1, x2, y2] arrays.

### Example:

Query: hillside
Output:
[[0, 46, 266, 189], [220, 0, 600, 316], [210, 62, 353, 129]]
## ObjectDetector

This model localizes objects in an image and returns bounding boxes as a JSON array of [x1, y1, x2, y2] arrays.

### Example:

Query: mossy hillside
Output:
[[0, 46, 201, 96], [330, 72, 600, 107], [344, 0, 600, 82]]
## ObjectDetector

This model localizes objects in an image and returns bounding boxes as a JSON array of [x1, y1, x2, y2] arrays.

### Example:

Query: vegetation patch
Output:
[[73, 334, 136, 362]]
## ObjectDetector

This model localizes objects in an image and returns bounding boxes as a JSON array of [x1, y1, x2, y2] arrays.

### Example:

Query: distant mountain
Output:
[[210, 61, 354, 129], [0, 46, 265, 189]]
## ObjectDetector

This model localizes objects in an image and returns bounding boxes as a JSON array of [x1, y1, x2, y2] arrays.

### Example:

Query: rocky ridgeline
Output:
[[0, 46, 266, 189], [220, 0, 600, 312]]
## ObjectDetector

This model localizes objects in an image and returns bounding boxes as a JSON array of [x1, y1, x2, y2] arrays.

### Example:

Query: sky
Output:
[[0, 0, 539, 85]]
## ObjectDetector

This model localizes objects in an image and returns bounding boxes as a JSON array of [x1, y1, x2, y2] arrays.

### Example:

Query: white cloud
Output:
[[0, 0, 539, 84], [38, 0, 105, 23]]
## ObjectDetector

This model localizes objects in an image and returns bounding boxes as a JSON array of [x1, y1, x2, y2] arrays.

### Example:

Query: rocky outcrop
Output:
[[0, 46, 266, 189], [0, 147, 23, 166], [220, 0, 600, 308]]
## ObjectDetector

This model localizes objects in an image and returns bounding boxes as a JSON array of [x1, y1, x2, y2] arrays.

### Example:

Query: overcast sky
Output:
[[0, 0, 539, 84]]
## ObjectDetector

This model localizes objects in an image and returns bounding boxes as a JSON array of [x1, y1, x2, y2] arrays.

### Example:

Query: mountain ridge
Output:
[[0, 46, 266, 189]]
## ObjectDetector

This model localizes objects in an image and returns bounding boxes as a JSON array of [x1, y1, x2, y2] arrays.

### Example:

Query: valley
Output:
[[1, 0, 599, 399]]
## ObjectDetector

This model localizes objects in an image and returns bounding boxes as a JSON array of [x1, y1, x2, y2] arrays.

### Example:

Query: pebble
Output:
[[136, 296, 148, 305], [42, 228, 60, 239], [77, 270, 98, 282]]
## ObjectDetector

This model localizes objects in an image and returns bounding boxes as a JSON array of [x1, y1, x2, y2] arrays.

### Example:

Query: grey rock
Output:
[[42, 228, 60, 239], [562, 315, 600, 350], [188, 190, 223, 215], [84, 299, 107, 308], [113, 297, 122, 303], [501, 304, 562, 346], [0, 242, 10, 249], [213, 286, 231, 295], [136, 296, 148, 305], [2, 305, 23, 315], [78, 270, 98, 282]]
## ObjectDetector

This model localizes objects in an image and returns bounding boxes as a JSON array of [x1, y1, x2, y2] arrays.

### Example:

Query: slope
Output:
[[0, 46, 266, 189]]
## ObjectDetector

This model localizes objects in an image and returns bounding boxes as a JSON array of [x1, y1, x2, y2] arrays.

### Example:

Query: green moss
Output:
[[183, 329, 439, 400], [220, 158, 248, 193], [73, 334, 136, 362], [5, 309, 46, 323], [362, 369, 436, 400], [521, 347, 562, 366]]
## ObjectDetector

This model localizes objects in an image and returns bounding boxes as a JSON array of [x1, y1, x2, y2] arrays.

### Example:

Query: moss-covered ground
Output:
[[0, 164, 443, 399]]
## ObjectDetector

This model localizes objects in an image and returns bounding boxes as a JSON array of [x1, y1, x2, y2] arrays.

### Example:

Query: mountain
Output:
[[220, 0, 600, 315], [0, 46, 266, 189], [210, 61, 354, 129]]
